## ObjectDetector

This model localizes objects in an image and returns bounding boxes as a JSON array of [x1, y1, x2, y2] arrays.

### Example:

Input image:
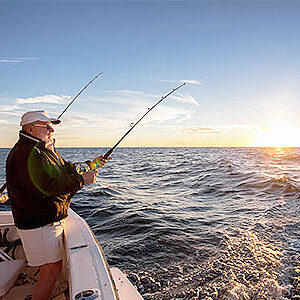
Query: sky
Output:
[[1, 1, 300, 148]]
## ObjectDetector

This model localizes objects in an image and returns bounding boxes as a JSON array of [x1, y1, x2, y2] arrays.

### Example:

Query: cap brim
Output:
[[49, 118, 61, 125]]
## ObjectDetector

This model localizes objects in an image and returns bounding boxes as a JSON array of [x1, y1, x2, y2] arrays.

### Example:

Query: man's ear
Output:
[[22, 124, 33, 134]]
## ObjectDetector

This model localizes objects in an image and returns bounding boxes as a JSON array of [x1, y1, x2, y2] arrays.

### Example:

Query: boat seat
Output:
[[0, 250, 25, 296]]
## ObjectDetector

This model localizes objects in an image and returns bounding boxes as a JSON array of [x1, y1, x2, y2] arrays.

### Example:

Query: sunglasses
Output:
[[33, 124, 54, 131]]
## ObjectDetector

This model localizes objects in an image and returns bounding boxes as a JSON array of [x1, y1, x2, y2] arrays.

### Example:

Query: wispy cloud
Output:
[[169, 124, 264, 135], [16, 95, 71, 104], [143, 124, 223, 134], [140, 106, 195, 124], [181, 79, 202, 85], [61, 114, 97, 124], [0, 104, 20, 111], [0, 111, 22, 117], [0, 57, 40, 63], [159, 79, 202, 86], [182, 126, 223, 134], [99, 91, 161, 109], [103, 89, 158, 101], [102, 89, 199, 108], [104, 89, 146, 96], [171, 93, 199, 107], [59, 113, 122, 128], [0, 59, 22, 63]]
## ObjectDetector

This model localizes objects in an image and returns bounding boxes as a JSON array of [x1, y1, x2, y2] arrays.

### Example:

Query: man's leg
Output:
[[32, 260, 62, 300]]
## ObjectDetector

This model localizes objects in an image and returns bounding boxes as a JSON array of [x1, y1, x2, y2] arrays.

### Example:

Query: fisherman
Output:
[[6, 110, 107, 300]]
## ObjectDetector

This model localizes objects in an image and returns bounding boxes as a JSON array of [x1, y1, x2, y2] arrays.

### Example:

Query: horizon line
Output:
[[0, 146, 299, 149]]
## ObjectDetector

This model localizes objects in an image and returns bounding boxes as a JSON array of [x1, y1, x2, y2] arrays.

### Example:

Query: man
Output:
[[6, 110, 107, 300]]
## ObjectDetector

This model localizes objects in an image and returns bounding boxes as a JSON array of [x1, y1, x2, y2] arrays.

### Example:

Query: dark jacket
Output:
[[6, 131, 83, 229]]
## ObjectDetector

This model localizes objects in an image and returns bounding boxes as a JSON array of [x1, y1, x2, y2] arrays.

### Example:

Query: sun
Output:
[[253, 122, 300, 147]]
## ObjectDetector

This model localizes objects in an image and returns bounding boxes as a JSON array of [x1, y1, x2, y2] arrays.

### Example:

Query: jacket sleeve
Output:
[[27, 147, 83, 197]]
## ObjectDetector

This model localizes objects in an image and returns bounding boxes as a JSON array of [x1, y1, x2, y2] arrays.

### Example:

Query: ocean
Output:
[[1, 147, 300, 299]]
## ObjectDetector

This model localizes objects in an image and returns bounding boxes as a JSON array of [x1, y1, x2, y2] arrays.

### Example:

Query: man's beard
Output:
[[45, 135, 55, 150]]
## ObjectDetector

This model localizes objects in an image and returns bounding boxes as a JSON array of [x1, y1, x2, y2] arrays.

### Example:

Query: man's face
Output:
[[29, 121, 55, 145]]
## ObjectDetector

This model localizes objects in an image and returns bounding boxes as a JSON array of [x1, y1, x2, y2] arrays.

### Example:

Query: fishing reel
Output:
[[0, 192, 8, 203], [75, 157, 107, 175], [75, 162, 92, 175]]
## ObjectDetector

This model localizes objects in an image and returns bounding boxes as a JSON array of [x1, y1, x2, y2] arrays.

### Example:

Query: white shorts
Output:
[[17, 220, 65, 267]]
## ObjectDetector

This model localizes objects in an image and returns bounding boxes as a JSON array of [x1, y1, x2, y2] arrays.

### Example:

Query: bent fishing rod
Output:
[[58, 71, 103, 119], [77, 82, 186, 174], [0, 72, 103, 196]]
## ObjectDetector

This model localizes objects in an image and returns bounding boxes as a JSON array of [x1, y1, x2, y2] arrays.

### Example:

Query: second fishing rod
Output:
[[75, 82, 186, 174]]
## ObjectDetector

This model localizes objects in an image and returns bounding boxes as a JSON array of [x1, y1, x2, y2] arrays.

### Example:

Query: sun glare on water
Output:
[[254, 122, 300, 148]]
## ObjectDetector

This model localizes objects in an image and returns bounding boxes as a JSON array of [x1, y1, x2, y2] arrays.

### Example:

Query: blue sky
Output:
[[1, 1, 300, 147]]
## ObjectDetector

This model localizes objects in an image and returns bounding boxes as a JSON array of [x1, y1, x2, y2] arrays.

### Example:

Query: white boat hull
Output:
[[0, 209, 143, 300]]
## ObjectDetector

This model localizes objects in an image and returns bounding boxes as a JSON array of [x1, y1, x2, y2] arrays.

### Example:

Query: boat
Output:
[[0, 208, 143, 300]]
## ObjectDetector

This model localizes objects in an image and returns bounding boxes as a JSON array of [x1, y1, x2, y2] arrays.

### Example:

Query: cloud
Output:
[[0, 111, 22, 117], [58, 113, 123, 130], [104, 89, 145, 96], [170, 124, 264, 135], [0, 60, 22, 63], [16, 95, 71, 104], [0, 57, 40, 63], [159, 79, 202, 85], [182, 126, 224, 134], [103, 89, 158, 101], [61, 114, 97, 123], [0, 104, 20, 111], [102, 89, 199, 108], [171, 93, 199, 107], [98, 91, 160, 110], [60, 103, 194, 132], [95, 89, 198, 129], [143, 124, 223, 135], [140, 105, 195, 124], [181, 79, 202, 85]]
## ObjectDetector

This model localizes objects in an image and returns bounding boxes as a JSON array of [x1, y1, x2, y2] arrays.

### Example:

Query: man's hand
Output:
[[92, 154, 111, 169], [82, 170, 98, 185]]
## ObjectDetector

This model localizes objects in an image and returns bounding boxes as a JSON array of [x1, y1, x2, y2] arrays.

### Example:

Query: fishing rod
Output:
[[76, 82, 186, 174], [0, 72, 103, 201], [58, 71, 103, 119]]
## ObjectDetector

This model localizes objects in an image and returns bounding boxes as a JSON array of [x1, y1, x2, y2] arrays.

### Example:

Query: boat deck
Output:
[[1, 261, 68, 300]]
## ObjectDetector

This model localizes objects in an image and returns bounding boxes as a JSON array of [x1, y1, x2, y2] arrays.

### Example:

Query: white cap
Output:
[[20, 110, 61, 126]]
